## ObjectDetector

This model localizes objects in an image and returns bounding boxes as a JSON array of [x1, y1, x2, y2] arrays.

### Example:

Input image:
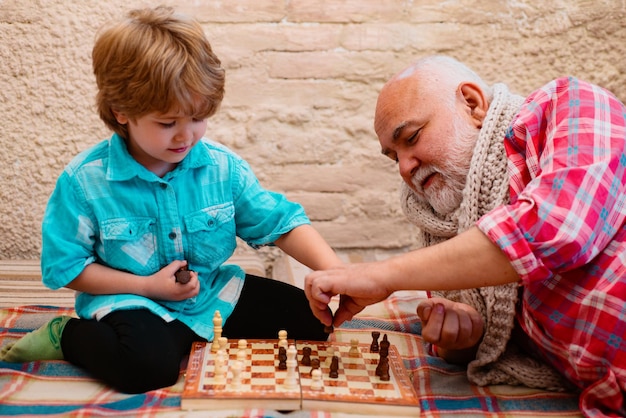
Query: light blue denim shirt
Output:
[[41, 133, 309, 340]]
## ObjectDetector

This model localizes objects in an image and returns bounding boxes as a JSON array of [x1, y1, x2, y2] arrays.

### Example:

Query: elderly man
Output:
[[305, 56, 626, 417]]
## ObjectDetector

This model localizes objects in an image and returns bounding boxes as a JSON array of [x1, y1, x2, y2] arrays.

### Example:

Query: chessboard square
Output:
[[373, 382, 396, 390], [347, 387, 376, 396], [251, 377, 278, 386], [343, 362, 367, 370], [346, 380, 374, 390], [342, 373, 370, 382], [251, 354, 275, 362], [250, 371, 278, 379], [325, 379, 348, 388], [320, 386, 351, 396]]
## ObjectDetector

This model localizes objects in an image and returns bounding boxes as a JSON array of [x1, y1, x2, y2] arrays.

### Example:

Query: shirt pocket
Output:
[[184, 202, 237, 269], [100, 217, 159, 275]]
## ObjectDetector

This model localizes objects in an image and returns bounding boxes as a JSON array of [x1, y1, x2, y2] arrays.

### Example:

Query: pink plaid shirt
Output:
[[478, 77, 626, 417]]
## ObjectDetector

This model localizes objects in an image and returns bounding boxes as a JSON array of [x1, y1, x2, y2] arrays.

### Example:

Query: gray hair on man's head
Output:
[[394, 55, 493, 105]]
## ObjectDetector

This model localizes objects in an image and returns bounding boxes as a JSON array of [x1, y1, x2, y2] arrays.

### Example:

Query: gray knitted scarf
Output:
[[401, 83, 568, 391]]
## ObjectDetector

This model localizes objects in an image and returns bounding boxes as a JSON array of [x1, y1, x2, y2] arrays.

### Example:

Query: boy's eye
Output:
[[159, 121, 176, 128]]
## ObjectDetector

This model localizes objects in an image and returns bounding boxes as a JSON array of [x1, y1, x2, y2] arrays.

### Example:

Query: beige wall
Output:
[[1, 0, 625, 260]]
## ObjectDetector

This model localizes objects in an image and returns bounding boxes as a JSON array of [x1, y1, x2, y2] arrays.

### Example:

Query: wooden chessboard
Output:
[[181, 339, 420, 415]]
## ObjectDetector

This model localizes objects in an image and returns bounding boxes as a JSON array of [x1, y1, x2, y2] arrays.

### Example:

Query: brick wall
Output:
[[1, 0, 625, 259]]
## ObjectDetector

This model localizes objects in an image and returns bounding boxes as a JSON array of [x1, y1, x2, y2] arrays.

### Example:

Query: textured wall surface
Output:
[[1, 0, 625, 260]]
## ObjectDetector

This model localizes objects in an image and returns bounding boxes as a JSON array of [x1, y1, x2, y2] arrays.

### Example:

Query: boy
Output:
[[1, 6, 342, 394]]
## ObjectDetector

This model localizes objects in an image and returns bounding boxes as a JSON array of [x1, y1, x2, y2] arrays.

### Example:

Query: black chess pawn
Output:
[[278, 346, 287, 370], [301, 346, 312, 366], [370, 331, 380, 353], [309, 357, 320, 377], [329, 355, 339, 378]]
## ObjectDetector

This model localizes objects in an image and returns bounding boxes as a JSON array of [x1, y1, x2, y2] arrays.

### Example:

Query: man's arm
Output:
[[305, 226, 520, 326]]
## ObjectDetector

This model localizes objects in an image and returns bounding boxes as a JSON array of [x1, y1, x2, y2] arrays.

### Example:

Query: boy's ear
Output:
[[112, 110, 128, 124], [457, 82, 488, 128]]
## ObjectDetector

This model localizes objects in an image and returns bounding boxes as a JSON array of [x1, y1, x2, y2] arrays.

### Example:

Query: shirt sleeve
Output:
[[477, 77, 626, 284], [41, 169, 98, 290], [231, 157, 310, 248]]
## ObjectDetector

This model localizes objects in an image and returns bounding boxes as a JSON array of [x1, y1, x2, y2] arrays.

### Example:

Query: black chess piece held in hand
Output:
[[175, 265, 193, 284]]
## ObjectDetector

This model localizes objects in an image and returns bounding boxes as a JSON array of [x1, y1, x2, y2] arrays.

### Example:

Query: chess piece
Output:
[[301, 346, 312, 366], [376, 338, 390, 377], [329, 355, 339, 378], [230, 360, 243, 389], [326, 346, 335, 365], [174, 264, 192, 284], [285, 344, 298, 389], [218, 336, 228, 351], [237, 339, 247, 362], [349, 338, 360, 357], [211, 311, 222, 352], [278, 346, 287, 370], [378, 356, 390, 381], [380, 334, 390, 352], [214, 349, 227, 383], [310, 368, 323, 390], [370, 331, 380, 353], [309, 358, 320, 376], [278, 330, 288, 348]]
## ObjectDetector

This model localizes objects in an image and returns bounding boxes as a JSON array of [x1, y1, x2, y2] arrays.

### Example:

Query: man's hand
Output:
[[417, 297, 484, 364], [304, 263, 394, 327], [145, 260, 200, 301]]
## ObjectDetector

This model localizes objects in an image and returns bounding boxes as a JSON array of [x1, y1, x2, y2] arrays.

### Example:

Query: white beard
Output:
[[409, 116, 479, 216]]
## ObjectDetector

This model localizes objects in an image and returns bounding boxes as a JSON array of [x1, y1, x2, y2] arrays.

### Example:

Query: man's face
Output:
[[375, 77, 479, 216]]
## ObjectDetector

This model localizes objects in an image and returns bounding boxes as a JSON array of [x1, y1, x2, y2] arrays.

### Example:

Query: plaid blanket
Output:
[[0, 293, 582, 417]]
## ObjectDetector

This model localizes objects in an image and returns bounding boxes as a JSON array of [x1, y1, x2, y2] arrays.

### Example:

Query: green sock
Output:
[[0, 315, 71, 362]]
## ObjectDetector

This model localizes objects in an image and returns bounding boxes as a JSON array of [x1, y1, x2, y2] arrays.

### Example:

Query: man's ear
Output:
[[112, 109, 129, 125], [457, 83, 488, 128]]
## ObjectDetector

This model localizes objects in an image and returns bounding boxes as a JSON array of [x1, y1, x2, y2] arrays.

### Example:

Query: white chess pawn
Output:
[[237, 339, 247, 360], [237, 345, 247, 362], [349, 338, 360, 357], [230, 360, 243, 390], [278, 330, 288, 348], [326, 346, 335, 365], [310, 368, 323, 390], [214, 349, 226, 383]]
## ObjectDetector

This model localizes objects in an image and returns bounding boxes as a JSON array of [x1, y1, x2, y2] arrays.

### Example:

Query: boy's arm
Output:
[[66, 261, 200, 301], [274, 224, 343, 271]]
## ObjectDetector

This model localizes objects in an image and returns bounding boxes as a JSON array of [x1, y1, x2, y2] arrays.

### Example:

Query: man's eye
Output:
[[406, 130, 420, 145]]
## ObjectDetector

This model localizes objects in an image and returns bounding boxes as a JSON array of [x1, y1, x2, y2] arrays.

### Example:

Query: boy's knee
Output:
[[110, 353, 181, 393]]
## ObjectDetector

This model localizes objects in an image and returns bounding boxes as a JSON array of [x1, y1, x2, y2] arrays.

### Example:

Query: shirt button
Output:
[[208, 220, 215, 227], [160, 183, 167, 189], [169, 232, 177, 240]]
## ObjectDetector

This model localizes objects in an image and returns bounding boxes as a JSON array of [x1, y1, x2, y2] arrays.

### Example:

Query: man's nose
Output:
[[398, 153, 419, 184]]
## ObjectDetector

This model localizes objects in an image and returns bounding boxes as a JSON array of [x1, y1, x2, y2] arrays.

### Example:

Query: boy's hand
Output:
[[146, 260, 200, 301]]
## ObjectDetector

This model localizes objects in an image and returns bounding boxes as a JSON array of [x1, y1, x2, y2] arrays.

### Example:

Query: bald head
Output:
[[374, 56, 492, 143]]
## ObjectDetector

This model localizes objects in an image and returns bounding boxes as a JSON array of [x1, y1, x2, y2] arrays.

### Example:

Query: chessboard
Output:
[[181, 336, 420, 415]]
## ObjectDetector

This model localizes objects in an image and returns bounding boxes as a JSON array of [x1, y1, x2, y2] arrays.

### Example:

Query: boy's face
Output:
[[114, 110, 208, 176]]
